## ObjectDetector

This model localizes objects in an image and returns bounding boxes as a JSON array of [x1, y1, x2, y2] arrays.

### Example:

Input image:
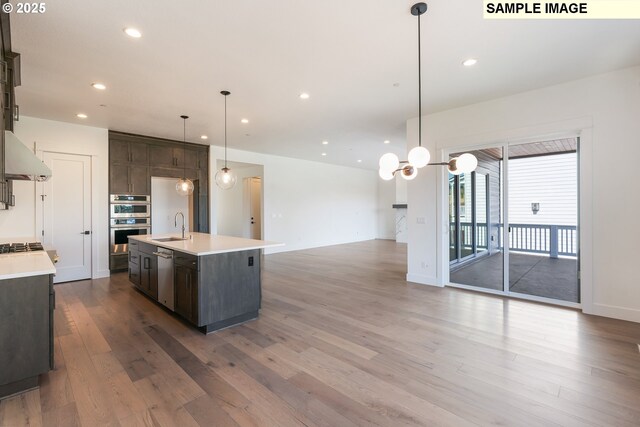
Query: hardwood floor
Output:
[[2, 239, 640, 426]]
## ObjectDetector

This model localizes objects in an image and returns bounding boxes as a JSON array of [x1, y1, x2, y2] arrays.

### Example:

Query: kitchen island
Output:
[[128, 233, 282, 333], [0, 251, 56, 399]]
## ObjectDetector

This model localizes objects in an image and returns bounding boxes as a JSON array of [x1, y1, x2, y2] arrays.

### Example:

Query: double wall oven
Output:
[[110, 195, 150, 270]]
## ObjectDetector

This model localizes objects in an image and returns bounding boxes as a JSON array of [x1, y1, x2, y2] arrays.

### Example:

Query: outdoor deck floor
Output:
[[450, 252, 579, 303]]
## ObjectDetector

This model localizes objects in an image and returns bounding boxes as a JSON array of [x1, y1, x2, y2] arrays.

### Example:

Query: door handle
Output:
[[81, 230, 91, 235], [152, 252, 173, 259]]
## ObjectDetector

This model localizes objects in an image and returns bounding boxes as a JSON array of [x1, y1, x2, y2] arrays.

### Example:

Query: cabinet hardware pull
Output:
[[0, 61, 6, 84], [14, 104, 19, 121]]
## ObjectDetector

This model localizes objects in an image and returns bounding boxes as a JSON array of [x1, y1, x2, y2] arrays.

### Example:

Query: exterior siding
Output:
[[507, 153, 577, 226]]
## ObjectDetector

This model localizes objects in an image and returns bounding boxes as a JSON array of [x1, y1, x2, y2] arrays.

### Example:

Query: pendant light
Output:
[[215, 90, 237, 190], [378, 3, 477, 181], [176, 115, 195, 196]]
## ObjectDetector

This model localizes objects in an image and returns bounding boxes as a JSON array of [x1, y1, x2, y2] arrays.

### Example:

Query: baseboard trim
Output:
[[406, 273, 442, 287], [591, 303, 640, 323], [93, 269, 110, 279]]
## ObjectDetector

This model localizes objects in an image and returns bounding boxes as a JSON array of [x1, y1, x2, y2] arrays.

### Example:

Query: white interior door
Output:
[[42, 152, 92, 283], [249, 177, 262, 239]]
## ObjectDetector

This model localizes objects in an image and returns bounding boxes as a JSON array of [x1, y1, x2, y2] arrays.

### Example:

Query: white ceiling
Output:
[[11, 1, 640, 170]]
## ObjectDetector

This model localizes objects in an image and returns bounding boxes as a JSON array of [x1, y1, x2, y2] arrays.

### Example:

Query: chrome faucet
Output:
[[174, 211, 186, 240]]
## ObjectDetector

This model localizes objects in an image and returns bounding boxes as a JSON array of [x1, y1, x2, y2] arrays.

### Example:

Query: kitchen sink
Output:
[[153, 237, 188, 242]]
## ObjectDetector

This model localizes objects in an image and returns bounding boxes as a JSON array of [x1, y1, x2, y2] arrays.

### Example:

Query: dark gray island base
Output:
[[128, 234, 279, 334], [0, 273, 55, 399]]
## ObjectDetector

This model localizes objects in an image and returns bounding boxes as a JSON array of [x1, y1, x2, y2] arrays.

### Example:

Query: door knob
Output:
[[81, 230, 91, 235]]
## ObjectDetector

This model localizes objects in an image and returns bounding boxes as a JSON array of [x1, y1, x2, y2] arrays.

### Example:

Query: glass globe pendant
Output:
[[176, 178, 194, 195], [216, 90, 237, 190], [215, 167, 236, 190], [176, 115, 194, 196]]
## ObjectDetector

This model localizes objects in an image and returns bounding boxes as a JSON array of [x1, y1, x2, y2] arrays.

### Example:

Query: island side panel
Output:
[[0, 274, 52, 398], [198, 249, 261, 328]]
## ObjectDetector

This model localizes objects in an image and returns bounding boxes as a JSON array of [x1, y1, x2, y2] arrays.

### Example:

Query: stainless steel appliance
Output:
[[154, 247, 174, 310], [110, 195, 151, 270], [110, 202, 151, 218]]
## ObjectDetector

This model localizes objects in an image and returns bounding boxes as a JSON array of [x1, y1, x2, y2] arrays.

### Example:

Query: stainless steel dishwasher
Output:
[[154, 247, 174, 310]]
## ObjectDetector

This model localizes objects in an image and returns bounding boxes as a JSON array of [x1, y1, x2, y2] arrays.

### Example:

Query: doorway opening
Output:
[[448, 138, 579, 305], [243, 177, 262, 239]]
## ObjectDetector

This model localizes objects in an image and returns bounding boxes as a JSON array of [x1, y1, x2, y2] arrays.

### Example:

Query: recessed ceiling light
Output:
[[241, 118, 249, 124], [462, 58, 478, 67], [124, 27, 142, 38], [357, 159, 362, 163], [76, 113, 87, 119], [200, 135, 208, 140], [299, 93, 310, 100], [321, 153, 327, 156], [92, 83, 106, 90], [384, 140, 390, 144], [322, 141, 328, 145]]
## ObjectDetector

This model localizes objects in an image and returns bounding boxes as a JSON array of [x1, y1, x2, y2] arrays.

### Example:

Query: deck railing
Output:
[[451, 222, 577, 258]]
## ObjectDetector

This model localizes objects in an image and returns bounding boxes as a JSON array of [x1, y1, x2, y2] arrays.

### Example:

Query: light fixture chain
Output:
[[418, 10, 422, 148], [224, 94, 228, 169], [183, 117, 187, 180]]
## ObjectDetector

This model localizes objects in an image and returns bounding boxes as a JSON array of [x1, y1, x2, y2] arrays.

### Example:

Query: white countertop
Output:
[[0, 251, 56, 280], [130, 232, 284, 256]]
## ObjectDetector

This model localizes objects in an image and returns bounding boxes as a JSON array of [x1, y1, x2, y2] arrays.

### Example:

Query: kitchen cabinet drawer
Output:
[[138, 241, 156, 254], [174, 252, 198, 269], [128, 262, 140, 286], [129, 249, 139, 264]]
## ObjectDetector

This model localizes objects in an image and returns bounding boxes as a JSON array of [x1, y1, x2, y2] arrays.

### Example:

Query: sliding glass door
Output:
[[449, 147, 503, 291], [507, 140, 579, 303], [448, 139, 580, 305]]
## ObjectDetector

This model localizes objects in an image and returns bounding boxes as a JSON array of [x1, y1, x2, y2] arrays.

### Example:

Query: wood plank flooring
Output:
[[2, 240, 640, 426]]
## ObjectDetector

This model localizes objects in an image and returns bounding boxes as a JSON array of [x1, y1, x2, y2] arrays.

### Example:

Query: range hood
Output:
[[4, 131, 52, 181]]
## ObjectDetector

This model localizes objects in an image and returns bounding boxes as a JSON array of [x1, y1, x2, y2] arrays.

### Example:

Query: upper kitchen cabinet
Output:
[[149, 144, 179, 168], [149, 144, 206, 170], [109, 163, 149, 195], [110, 138, 148, 165]]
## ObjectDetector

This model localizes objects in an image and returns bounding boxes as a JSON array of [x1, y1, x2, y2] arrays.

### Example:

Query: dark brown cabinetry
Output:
[[127, 238, 261, 334], [109, 163, 149, 194], [108, 131, 208, 202], [128, 242, 140, 287], [109, 139, 149, 165], [139, 253, 158, 299], [0, 7, 19, 207], [174, 254, 198, 324]]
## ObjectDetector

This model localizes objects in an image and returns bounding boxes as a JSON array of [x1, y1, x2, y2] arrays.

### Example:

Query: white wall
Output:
[[151, 177, 189, 234], [2, 116, 110, 278], [376, 180, 395, 240], [406, 65, 640, 323], [210, 149, 378, 254], [216, 163, 264, 238]]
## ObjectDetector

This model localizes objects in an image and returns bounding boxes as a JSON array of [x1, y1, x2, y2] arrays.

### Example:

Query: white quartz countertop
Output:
[[130, 232, 284, 256], [0, 251, 56, 280]]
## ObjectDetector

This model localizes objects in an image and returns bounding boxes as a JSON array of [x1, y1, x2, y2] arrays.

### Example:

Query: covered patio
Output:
[[450, 252, 578, 302]]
